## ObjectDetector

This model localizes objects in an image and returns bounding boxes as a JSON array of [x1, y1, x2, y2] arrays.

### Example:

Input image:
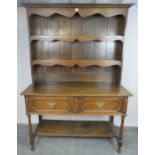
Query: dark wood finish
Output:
[[35, 120, 116, 137], [117, 116, 126, 153], [21, 3, 133, 153], [27, 114, 34, 151], [32, 66, 122, 83], [29, 12, 125, 84]]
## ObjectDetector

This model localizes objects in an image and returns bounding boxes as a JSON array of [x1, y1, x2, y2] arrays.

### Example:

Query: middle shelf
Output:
[[30, 35, 124, 42], [32, 59, 122, 68]]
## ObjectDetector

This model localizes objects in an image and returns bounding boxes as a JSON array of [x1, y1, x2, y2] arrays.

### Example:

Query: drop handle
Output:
[[48, 101, 56, 109], [96, 101, 105, 109]]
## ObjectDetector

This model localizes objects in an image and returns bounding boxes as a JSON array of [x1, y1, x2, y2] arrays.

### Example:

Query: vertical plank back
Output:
[[29, 12, 125, 83]]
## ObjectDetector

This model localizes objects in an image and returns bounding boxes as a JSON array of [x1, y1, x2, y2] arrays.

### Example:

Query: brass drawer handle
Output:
[[48, 101, 56, 109], [96, 101, 105, 109]]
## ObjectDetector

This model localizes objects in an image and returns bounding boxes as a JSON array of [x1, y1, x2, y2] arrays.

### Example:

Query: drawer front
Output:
[[28, 97, 74, 114], [78, 97, 125, 114]]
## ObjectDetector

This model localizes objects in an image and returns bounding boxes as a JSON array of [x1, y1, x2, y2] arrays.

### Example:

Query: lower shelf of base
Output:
[[35, 120, 117, 137]]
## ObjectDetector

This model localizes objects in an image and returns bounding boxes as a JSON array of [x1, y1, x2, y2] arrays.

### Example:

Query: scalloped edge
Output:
[[30, 35, 124, 42], [28, 8, 127, 18]]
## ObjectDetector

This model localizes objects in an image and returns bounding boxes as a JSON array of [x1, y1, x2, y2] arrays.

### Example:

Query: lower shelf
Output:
[[35, 120, 116, 137]]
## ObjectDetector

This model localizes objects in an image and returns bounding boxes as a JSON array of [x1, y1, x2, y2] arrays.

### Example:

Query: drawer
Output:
[[79, 97, 125, 114], [28, 96, 74, 114]]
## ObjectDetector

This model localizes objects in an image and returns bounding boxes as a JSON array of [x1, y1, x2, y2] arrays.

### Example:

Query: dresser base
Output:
[[22, 82, 130, 153]]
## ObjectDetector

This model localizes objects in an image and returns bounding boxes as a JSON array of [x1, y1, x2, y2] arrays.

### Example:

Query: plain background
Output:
[[17, 0, 138, 126]]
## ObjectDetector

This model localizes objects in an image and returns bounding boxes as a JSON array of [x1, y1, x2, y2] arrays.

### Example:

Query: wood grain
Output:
[[25, 95, 127, 116], [32, 59, 122, 67], [28, 96, 74, 114], [33, 68, 121, 83], [30, 35, 124, 42], [78, 97, 124, 114], [21, 82, 132, 97], [35, 120, 116, 137], [29, 13, 124, 84], [22, 4, 133, 152]]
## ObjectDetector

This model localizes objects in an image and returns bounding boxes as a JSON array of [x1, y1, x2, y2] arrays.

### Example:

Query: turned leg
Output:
[[117, 115, 126, 153], [110, 116, 114, 122], [27, 114, 35, 151]]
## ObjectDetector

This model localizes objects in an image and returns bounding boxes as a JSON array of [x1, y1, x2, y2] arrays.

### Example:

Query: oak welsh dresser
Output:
[[21, 3, 133, 153]]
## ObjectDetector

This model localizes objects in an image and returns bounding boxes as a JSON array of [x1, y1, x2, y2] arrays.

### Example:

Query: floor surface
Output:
[[17, 124, 138, 155]]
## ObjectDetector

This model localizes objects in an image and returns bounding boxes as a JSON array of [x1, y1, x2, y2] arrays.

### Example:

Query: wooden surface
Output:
[[21, 82, 132, 96], [27, 96, 74, 114], [32, 59, 122, 67], [79, 97, 125, 114], [30, 35, 124, 42], [35, 120, 116, 137], [29, 8, 125, 84], [22, 4, 132, 152], [25, 95, 127, 116]]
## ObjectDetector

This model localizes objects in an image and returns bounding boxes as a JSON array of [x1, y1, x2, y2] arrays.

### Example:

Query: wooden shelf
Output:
[[35, 120, 116, 137], [30, 35, 124, 42], [32, 59, 122, 67]]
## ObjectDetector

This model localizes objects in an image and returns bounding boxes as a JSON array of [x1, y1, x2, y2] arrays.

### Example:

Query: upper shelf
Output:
[[32, 59, 122, 68], [30, 35, 124, 42], [28, 6, 129, 18]]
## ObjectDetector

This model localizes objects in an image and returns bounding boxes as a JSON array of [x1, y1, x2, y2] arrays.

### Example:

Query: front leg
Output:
[[117, 115, 126, 153], [27, 114, 35, 151]]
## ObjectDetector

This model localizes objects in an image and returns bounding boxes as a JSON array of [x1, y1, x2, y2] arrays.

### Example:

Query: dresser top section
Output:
[[21, 82, 132, 97], [22, 3, 133, 8]]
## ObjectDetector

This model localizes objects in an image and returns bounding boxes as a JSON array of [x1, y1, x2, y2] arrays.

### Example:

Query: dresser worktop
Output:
[[21, 82, 132, 97]]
